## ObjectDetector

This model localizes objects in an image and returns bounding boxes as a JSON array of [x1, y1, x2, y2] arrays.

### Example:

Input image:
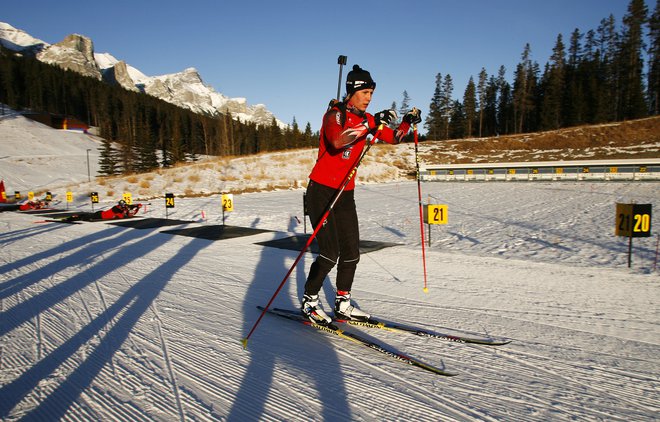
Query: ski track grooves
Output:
[[336, 345, 496, 421], [363, 289, 658, 420], [490, 345, 660, 415], [2, 182, 658, 421], [149, 303, 185, 422]]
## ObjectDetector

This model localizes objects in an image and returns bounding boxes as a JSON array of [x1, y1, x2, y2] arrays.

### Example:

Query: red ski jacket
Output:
[[309, 102, 411, 190], [100, 204, 141, 219]]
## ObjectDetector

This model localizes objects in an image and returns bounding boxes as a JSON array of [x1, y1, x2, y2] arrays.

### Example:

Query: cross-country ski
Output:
[[257, 306, 458, 377], [268, 306, 511, 345]]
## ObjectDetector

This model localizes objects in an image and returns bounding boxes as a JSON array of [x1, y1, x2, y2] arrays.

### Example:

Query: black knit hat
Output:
[[346, 64, 376, 96]]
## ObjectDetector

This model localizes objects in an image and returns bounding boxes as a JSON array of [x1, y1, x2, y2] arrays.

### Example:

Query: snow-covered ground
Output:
[[0, 112, 102, 191], [0, 110, 659, 421]]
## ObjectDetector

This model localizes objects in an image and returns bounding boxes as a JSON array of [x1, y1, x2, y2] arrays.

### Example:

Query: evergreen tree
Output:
[[564, 28, 586, 126], [425, 73, 444, 140], [540, 34, 566, 130], [398, 90, 411, 117], [581, 29, 603, 123], [513, 44, 537, 133], [448, 100, 466, 139], [304, 122, 314, 146], [648, 0, 660, 114], [477, 68, 488, 137], [440, 74, 454, 139], [483, 74, 499, 136], [463, 77, 477, 137], [98, 139, 120, 176], [598, 15, 621, 121], [618, 0, 648, 119], [496, 66, 513, 135]]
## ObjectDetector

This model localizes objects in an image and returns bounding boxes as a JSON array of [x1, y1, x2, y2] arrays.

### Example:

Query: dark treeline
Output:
[[0, 45, 317, 176], [1, 0, 658, 174], [425, 0, 660, 140]]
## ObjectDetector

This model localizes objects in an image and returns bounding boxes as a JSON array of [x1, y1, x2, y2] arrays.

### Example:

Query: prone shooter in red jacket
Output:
[[64, 200, 141, 222], [98, 200, 141, 219]]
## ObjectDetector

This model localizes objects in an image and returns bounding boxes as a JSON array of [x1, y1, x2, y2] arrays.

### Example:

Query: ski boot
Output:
[[301, 294, 333, 326], [334, 291, 370, 322]]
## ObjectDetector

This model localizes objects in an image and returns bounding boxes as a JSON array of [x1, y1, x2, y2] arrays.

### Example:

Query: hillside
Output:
[[72, 115, 660, 202], [1, 110, 659, 202], [420, 115, 660, 164]]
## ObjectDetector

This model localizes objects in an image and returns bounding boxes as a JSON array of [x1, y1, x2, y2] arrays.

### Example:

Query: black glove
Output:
[[374, 109, 397, 127], [403, 108, 422, 125]]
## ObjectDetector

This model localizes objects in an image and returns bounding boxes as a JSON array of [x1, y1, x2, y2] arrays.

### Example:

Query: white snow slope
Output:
[[0, 112, 658, 421]]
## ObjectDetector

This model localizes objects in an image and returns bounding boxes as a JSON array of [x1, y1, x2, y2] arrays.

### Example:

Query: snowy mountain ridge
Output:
[[0, 22, 286, 128]]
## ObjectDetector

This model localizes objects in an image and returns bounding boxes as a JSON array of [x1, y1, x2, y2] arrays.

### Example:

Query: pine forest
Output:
[[0, 0, 658, 176]]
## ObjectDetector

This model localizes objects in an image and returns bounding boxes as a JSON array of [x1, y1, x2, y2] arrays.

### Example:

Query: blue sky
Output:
[[3, 1, 646, 132]]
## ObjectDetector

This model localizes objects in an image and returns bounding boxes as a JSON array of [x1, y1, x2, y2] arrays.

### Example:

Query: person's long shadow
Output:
[[228, 218, 351, 421], [0, 226, 151, 334], [0, 221, 69, 244], [0, 234, 212, 419], [0, 224, 132, 299]]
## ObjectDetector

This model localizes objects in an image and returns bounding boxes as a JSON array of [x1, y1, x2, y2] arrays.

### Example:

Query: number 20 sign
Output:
[[616, 203, 652, 238]]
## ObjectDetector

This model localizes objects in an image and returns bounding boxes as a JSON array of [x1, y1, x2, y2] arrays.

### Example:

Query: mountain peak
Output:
[[0, 21, 48, 53], [37, 32, 101, 79], [0, 21, 286, 128]]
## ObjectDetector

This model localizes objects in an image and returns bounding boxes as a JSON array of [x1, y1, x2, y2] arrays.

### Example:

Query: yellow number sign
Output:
[[426, 204, 448, 225], [222, 194, 234, 212], [165, 193, 175, 208], [66, 191, 73, 203], [123, 193, 132, 205]]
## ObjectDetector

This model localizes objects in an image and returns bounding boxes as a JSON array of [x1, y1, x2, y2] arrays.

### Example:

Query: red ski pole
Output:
[[242, 126, 383, 348], [413, 122, 429, 292]]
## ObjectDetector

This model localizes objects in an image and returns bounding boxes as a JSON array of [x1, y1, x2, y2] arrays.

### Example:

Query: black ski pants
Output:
[[303, 181, 360, 296]]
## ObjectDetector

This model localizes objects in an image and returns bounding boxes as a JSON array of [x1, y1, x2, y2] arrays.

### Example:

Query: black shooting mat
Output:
[[18, 208, 66, 214], [29, 211, 83, 218], [256, 234, 402, 254], [162, 224, 273, 240], [109, 217, 194, 229]]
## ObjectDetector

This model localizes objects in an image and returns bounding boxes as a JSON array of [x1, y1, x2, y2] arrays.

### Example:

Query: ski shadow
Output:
[[0, 221, 70, 244], [0, 231, 211, 419], [228, 218, 351, 421], [0, 225, 136, 302]]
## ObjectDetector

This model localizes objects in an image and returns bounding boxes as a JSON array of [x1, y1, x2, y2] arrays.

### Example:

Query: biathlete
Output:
[[301, 64, 422, 325]]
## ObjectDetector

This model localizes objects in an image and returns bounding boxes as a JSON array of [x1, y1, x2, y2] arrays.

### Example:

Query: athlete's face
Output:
[[348, 88, 373, 112]]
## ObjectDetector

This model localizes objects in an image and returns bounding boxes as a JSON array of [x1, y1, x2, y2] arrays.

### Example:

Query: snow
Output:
[[0, 110, 658, 421], [0, 22, 48, 50], [0, 113, 102, 191]]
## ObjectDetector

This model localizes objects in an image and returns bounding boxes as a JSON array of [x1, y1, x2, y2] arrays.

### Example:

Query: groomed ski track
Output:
[[1, 182, 658, 421]]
